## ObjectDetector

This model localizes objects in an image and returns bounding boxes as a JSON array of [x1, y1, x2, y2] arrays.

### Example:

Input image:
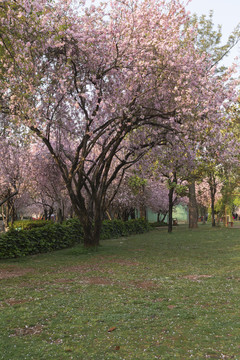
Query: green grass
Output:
[[0, 224, 240, 359]]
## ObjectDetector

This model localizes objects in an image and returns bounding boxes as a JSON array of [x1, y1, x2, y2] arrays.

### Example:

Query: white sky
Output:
[[186, 0, 240, 68]]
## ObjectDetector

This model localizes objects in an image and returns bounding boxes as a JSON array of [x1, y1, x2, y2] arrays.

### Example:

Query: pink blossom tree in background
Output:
[[0, 0, 238, 246], [28, 143, 72, 222], [196, 178, 222, 224], [136, 140, 193, 233], [0, 136, 30, 229]]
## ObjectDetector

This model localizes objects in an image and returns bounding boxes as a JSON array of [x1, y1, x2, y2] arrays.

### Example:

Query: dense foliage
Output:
[[0, 0, 238, 247], [12, 219, 51, 230], [0, 219, 150, 258]]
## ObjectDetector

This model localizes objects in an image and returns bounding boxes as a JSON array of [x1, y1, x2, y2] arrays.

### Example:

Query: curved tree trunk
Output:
[[0, 188, 18, 207]]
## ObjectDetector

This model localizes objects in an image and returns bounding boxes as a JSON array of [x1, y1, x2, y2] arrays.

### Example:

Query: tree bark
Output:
[[0, 189, 18, 207], [130, 208, 135, 220], [210, 191, 216, 227], [168, 186, 174, 233], [188, 181, 198, 229], [168, 172, 177, 233], [81, 213, 101, 248], [209, 174, 217, 227], [57, 208, 63, 223]]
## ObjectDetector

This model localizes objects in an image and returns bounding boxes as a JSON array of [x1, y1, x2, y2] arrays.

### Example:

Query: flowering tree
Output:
[[0, 0, 237, 246], [28, 144, 72, 221], [137, 140, 192, 232], [185, 10, 240, 228], [0, 137, 29, 228]]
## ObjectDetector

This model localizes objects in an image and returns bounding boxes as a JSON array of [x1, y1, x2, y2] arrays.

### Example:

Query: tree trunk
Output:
[[130, 208, 135, 219], [122, 209, 129, 221], [71, 195, 102, 248], [139, 205, 146, 219], [81, 215, 101, 248], [162, 213, 167, 223], [168, 172, 177, 233], [57, 208, 63, 223], [2, 203, 10, 231], [43, 208, 48, 220], [168, 186, 174, 233], [209, 174, 217, 227], [10, 202, 16, 226], [188, 181, 198, 229], [210, 191, 216, 227], [0, 189, 18, 207]]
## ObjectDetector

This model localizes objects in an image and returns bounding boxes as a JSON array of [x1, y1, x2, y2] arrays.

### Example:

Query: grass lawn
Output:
[[0, 225, 240, 360]]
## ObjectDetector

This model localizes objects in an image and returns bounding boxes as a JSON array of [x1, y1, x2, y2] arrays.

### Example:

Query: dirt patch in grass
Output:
[[132, 280, 156, 289], [60, 264, 115, 275], [182, 275, 212, 281], [153, 298, 165, 302], [61, 259, 139, 275], [94, 256, 140, 267], [104, 258, 140, 267], [0, 267, 33, 280], [54, 278, 76, 284], [10, 324, 44, 337], [55, 275, 156, 289], [83, 276, 114, 285], [4, 298, 32, 306], [60, 264, 101, 273], [227, 276, 240, 281]]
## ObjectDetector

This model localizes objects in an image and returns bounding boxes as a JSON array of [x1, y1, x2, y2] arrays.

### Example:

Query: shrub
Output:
[[100, 219, 151, 240], [0, 222, 82, 259], [0, 218, 150, 259], [11, 219, 51, 230]]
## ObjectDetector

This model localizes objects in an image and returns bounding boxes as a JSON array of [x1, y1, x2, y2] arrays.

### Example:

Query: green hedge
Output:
[[0, 222, 83, 259], [12, 219, 51, 230], [100, 219, 151, 239], [0, 218, 150, 259], [64, 218, 151, 240]]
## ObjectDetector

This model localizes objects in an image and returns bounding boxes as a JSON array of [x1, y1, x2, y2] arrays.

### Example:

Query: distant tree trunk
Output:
[[2, 206, 9, 231], [10, 203, 16, 226], [56, 208, 63, 223], [69, 206, 74, 218], [208, 173, 217, 227], [1, 189, 16, 231], [210, 191, 216, 227], [43, 208, 48, 220], [48, 207, 54, 221], [122, 209, 130, 221], [168, 172, 177, 233], [130, 208, 135, 219], [168, 186, 174, 233], [162, 213, 167, 223], [139, 206, 146, 219], [188, 181, 198, 228]]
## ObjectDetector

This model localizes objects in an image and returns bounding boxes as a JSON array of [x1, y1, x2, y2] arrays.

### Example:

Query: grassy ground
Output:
[[0, 224, 240, 360]]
